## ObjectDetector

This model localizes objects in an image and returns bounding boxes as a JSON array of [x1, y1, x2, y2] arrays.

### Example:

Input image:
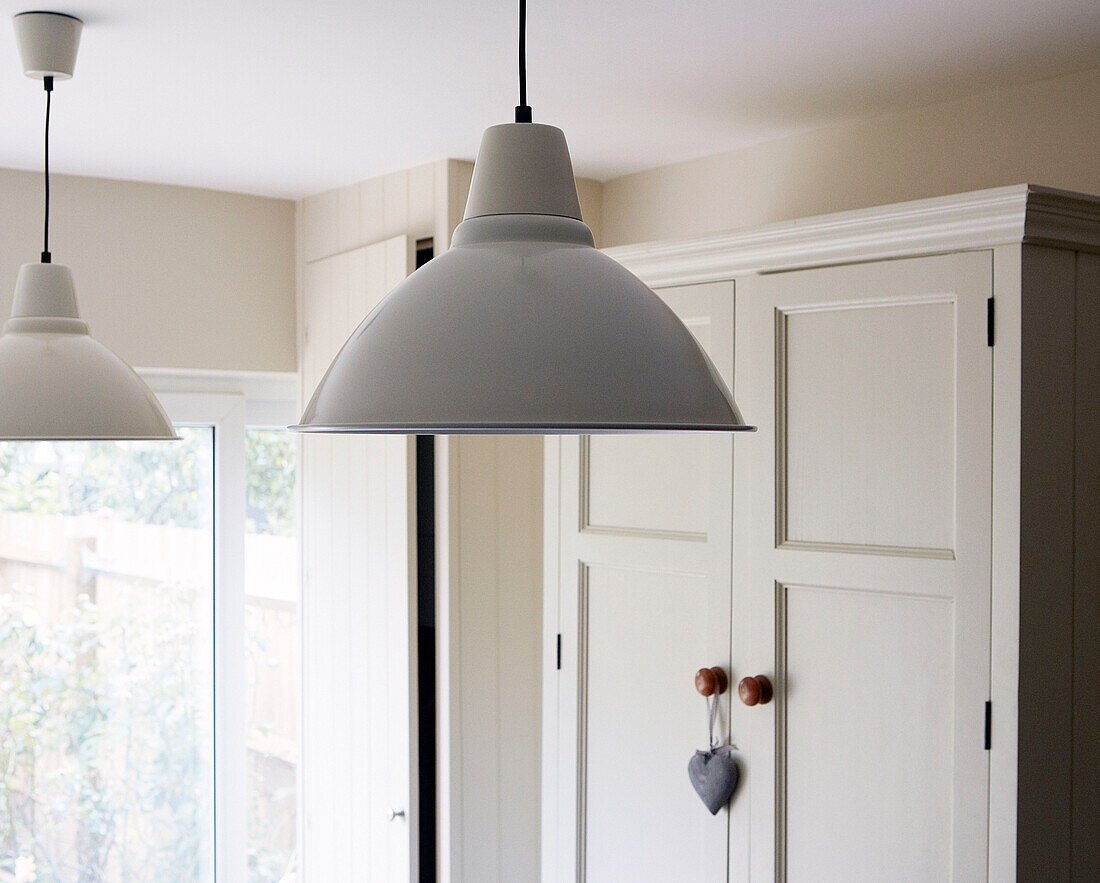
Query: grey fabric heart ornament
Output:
[[687, 747, 740, 815]]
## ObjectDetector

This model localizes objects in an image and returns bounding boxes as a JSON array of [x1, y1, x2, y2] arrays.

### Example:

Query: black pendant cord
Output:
[[42, 75, 53, 264], [515, 0, 532, 123]]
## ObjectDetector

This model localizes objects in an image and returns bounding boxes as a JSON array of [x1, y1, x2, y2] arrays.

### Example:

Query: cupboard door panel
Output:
[[736, 252, 992, 882], [583, 433, 710, 538], [783, 583, 954, 881], [582, 564, 727, 883], [782, 299, 956, 554]]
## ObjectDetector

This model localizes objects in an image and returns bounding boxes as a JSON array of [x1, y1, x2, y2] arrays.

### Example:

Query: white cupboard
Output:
[[543, 185, 1099, 881]]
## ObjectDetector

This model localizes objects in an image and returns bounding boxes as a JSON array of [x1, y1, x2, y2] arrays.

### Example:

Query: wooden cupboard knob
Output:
[[738, 675, 773, 706], [694, 666, 729, 697]]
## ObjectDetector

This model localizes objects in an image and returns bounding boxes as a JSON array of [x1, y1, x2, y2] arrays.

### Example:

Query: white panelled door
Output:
[[299, 236, 418, 881], [547, 282, 736, 882], [547, 253, 995, 882], [733, 252, 993, 881]]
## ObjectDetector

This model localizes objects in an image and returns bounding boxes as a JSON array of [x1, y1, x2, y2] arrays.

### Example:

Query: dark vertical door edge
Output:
[[414, 239, 436, 883]]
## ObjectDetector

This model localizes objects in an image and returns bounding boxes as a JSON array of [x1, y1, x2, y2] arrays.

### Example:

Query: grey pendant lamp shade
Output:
[[292, 123, 754, 434], [0, 11, 177, 441], [0, 264, 176, 440]]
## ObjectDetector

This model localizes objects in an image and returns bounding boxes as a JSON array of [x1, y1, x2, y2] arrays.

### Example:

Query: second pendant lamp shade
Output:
[[294, 124, 754, 434], [0, 263, 176, 440]]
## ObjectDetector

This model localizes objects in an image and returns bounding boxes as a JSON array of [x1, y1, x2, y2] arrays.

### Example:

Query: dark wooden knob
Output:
[[738, 675, 773, 706], [694, 666, 729, 697]]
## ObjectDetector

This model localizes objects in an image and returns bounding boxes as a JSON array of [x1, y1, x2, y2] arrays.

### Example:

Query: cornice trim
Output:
[[603, 185, 1100, 287]]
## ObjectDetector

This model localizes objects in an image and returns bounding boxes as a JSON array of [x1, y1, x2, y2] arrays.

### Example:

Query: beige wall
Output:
[[601, 67, 1100, 247], [0, 168, 296, 371]]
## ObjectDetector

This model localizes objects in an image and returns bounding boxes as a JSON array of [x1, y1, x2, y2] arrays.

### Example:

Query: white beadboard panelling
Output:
[[299, 158, 552, 883], [301, 161, 444, 264], [384, 170, 411, 239], [496, 437, 544, 878], [336, 184, 361, 256], [299, 235, 416, 881], [301, 187, 341, 266], [301, 159, 605, 264], [408, 163, 438, 236], [446, 436, 544, 883], [358, 176, 386, 247], [444, 161, 475, 250]]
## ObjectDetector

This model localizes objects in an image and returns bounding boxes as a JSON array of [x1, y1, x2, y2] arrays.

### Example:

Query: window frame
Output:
[[144, 370, 298, 882]]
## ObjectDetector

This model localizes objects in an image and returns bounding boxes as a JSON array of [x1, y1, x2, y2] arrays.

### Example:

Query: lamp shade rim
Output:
[[0, 432, 181, 441], [289, 422, 757, 435]]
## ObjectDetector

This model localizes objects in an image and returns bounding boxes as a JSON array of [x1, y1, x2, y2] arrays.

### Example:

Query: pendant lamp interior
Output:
[[292, 0, 753, 435], [0, 11, 177, 441]]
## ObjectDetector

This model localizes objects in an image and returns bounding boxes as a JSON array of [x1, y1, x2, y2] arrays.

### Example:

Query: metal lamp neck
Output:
[[463, 123, 583, 222]]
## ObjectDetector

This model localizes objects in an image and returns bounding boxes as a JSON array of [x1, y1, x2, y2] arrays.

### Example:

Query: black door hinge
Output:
[[556, 633, 562, 671], [987, 298, 995, 347], [984, 701, 992, 749]]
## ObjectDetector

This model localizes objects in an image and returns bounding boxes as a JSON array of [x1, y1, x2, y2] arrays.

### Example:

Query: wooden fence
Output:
[[0, 512, 298, 764]]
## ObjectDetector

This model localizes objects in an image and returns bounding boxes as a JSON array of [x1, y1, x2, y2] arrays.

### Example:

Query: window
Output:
[[0, 431, 217, 881], [0, 377, 298, 883]]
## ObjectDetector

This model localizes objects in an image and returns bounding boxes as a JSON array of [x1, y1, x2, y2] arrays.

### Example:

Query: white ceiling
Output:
[[0, 1, 1097, 199]]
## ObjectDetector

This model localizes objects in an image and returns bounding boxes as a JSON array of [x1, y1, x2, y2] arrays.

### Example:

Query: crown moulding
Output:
[[603, 184, 1100, 288]]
